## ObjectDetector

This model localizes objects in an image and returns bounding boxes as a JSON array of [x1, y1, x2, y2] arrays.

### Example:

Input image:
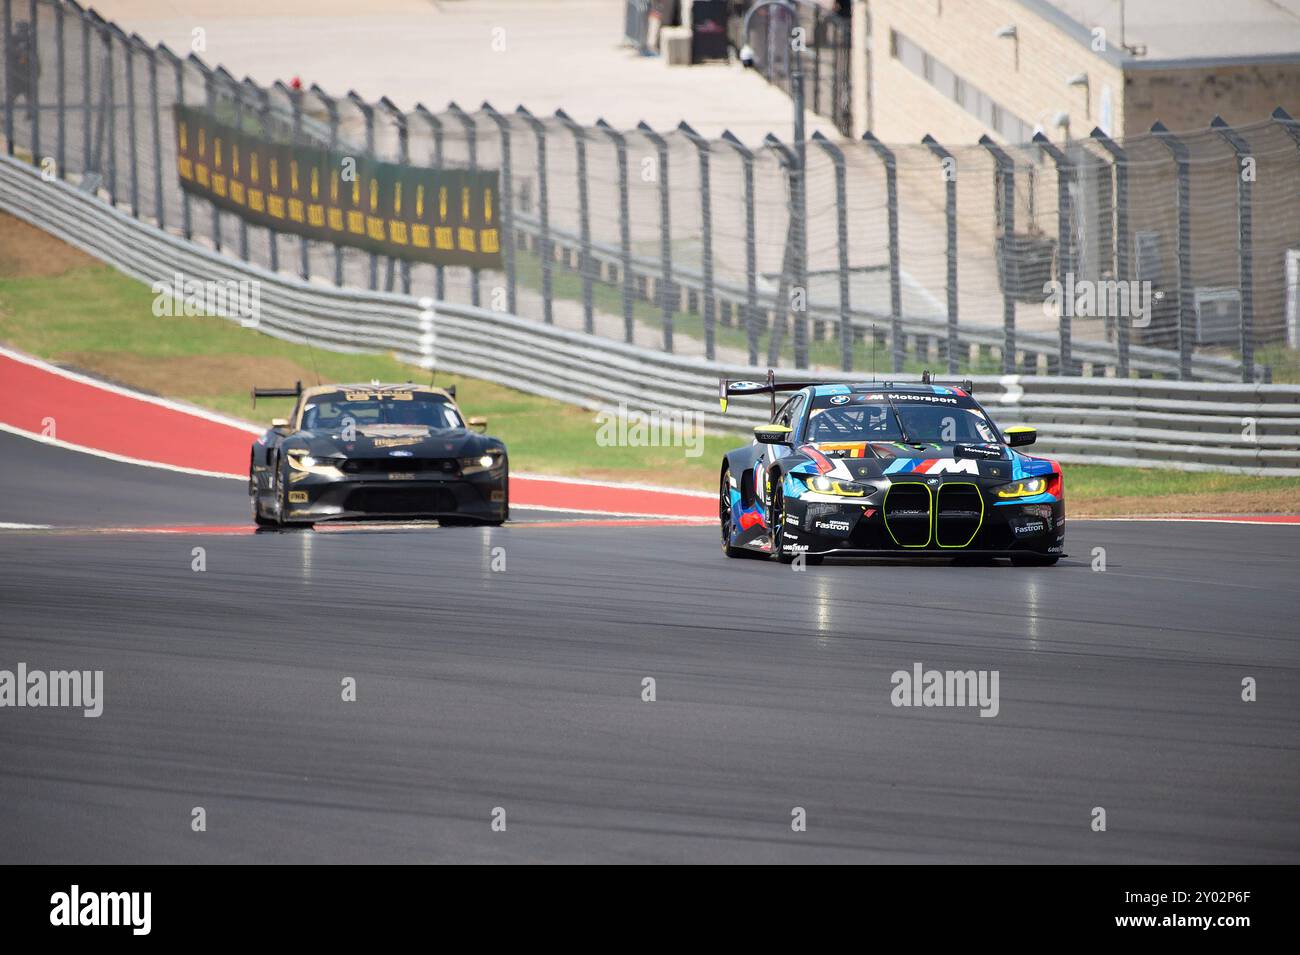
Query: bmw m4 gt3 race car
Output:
[[249, 382, 508, 527], [718, 374, 1064, 565]]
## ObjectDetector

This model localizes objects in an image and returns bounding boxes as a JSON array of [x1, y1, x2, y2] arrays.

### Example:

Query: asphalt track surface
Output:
[[1, 429, 1297, 863]]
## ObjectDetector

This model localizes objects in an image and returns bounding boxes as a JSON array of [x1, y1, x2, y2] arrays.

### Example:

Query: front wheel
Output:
[[719, 464, 748, 558], [251, 472, 276, 527]]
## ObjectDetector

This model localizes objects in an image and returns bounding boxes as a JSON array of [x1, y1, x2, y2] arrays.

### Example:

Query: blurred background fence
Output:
[[4, 0, 1300, 387]]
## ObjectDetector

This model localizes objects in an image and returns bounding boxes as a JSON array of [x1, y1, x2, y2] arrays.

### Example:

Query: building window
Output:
[[890, 29, 1030, 143]]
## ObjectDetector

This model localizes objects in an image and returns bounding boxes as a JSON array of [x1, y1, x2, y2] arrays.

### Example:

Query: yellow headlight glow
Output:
[[995, 478, 1046, 498]]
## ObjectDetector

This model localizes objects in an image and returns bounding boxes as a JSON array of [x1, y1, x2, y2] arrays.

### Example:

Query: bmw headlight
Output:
[[799, 473, 871, 497], [995, 478, 1047, 499]]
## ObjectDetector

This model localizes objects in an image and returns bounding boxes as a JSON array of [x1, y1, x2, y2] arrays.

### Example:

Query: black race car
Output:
[[718, 374, 1064, 565], [249, 382, 508, 527]]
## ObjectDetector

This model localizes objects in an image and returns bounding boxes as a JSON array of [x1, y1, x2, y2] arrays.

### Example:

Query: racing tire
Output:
[[1010, 553, 1060, 566], [251, 473, 277, 527], [719, 464, 750, 558]]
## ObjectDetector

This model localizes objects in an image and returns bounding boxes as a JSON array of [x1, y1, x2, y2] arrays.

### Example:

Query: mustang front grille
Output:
[[339, 457, 459, 475]]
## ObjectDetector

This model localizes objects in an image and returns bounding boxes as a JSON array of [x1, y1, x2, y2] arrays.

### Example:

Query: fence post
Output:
[[379, 96, 409, 294], [27, 0, 39, 165], [481, 103, 517, 316], [54, 1, 65, 177], [240, 77, 262, 265], [1210, 116, 1256, 383], [518, 106, 552, 324], [122, 33, 142, 216], [863, 131, 904, 373], [812, 131, 852, 371], [1034, 132, 1073, 375], [3, 0, 12, 156], [763, 134, 798, 367], [979, 134, 1017, 374], [557, 109, 594, 334], [596, 118, 634, 344], [448, 101, 481, 308], [81, 4, 91, 170], [921, 134, 959, 374], [1152, 121, 1193, 381], [309, 85, 343, 286], [103, 24, 116, 204], [721, 130, 760, 366], [638, 121, 673, 352], [347, 90, 378, 290], [158, 44, 188, 238], [288, 81, 309, 281], [1090, 127, 1129, 377], [413, 103, 446, 300], [680, 121, 716, 360], [195, 57, 221, 250], [145, 41, 164, 227]]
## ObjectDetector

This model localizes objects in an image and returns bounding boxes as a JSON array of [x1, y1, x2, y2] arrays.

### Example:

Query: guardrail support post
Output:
[[197, 57, 219, 250], [414, 104, 446, 300], [348, 91, 378, 290], [1211, 116, 1256, 383], [482, 103, 517, 316], [1090, 127, 1130, 378], [145, 42, 164, 226], [1034, 132, 1074, 376], [309, 86, 343, 286], [639, 121, 673, 351], [518, 106, 553, 324], [158, 45, 188, 237], [597, 119, 634, 344], [721, 130, 760, 365], [1152, 122, 1193, 381], [680, 121, 717, 359], [979, 135, 1017, 374], [863, 131, 904, 373], [248, 79, 271, 268], [103, 26, 116, 204], [124, 33, 141, 216], [922, 134, 959, 375], [812, 131, 852, 371], [290, 83, 309, 281], [558, 109, 595, 334], [81, 7, 92, 172]]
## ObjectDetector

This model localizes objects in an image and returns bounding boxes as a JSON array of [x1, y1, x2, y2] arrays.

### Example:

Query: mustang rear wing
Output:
[[251, 381, 303, 407]]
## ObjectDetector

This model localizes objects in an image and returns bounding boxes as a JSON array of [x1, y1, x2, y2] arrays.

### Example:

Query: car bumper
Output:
[[283, 471, 508, 522]]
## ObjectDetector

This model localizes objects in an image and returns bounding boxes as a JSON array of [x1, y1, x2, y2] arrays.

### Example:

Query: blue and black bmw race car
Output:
[[718, 373, 1064, 565]]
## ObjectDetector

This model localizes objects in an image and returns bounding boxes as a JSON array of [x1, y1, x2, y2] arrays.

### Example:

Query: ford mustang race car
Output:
[[718, 373, 1064, 565], [249, 381, 508, 526]]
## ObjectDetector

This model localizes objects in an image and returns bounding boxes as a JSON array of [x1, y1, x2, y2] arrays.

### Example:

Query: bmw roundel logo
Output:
[[389, 450, 414, 457], [927, 477, 939, 485], [829, 394, 850, 405]]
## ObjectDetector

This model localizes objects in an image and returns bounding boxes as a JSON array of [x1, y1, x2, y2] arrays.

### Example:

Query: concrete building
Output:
[[852, 0, 1300, 143]]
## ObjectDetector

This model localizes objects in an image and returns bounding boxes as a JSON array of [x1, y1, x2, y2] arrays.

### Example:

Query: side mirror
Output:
[[271, 417, 290, 429], [754, 423, 793, 446], [1005, 426, 1037, 447], [467, 416, 488, 433]]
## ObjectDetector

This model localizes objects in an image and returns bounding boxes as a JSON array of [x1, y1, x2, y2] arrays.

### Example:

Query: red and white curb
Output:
[[0, 346, 715, 521]]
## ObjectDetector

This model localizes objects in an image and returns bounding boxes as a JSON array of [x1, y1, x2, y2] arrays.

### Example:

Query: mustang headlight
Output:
[[995, 478, 1048, 499], [287, 450, 343, 475], [800, 474, 869, 497], [460, 450, 503, 474]]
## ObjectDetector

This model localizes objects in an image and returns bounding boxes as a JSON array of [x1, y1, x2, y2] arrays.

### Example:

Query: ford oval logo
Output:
[[389, 450, 414, 457]]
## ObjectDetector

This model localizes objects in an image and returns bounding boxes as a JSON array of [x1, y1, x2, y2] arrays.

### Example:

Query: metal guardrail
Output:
[[3, 154, 1297, 475]]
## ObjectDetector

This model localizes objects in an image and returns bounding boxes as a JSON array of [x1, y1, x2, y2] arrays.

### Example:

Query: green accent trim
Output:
[[936, 481, 985, 548], [883, 481, 933, 548]]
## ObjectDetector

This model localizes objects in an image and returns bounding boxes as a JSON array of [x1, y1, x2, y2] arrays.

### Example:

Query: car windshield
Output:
[[804, 394, 999, 444], [301, 391, 464, 430]]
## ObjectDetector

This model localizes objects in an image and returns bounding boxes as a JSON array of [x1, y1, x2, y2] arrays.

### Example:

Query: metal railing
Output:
[[5, 152, 1298, 475], [2, 0, 1298, 391]]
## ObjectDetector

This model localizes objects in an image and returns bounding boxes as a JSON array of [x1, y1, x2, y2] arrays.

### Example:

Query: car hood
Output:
[[793, 440, 1053, 483], [289, 426, 502, 459]]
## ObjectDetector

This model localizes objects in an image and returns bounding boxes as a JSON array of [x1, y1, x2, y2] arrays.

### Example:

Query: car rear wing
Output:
[[251, 381, 303, 407], [719, 370, 825, 417], [920, 370, 976, 394]]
